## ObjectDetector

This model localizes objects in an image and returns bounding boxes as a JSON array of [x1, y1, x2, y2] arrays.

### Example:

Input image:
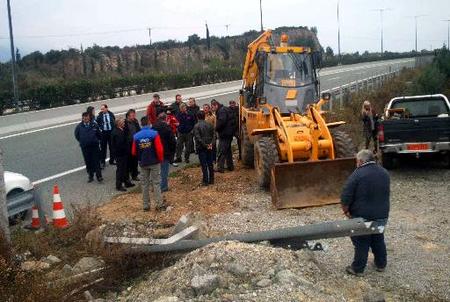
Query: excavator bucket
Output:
[[271, 157, 356, 209]]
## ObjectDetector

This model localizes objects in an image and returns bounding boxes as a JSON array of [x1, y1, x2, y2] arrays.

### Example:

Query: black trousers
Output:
[[198, 149, 214, 184], [115, 155, 129, 188], [100, 130, 114, 163], [176, 132, 193, 161], [81, 145, 102, 179], [350, 233, 387, 273], [127, 154, 139, 178], [217, 136, 234, 171]]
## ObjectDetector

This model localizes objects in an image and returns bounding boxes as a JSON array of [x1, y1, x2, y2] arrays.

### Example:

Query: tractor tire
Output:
[[331, 130, 356, 158], [241, 124, 254, 167], [254, 136, 279, 189]]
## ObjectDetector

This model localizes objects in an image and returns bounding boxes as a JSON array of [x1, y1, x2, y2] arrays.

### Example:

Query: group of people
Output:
[[74, 93, 240, 211]]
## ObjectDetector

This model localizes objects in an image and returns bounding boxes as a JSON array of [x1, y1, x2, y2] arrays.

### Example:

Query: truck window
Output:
[[391, 98, 449, 118]]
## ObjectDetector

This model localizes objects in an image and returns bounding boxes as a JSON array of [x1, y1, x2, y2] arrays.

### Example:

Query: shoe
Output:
[[143, 206, 150, 212], [116, 187, 127, 192], [88, 177, 94, 183], [97, 176, 103, 182], [125, 182, 135, 188], [375, 266, 386, 272], [174, 158, 182, 163], [109, 161, 116, 165], [161, 188, 169, 193], [345, 266, 363, 277], [209, 179, 214, 185], [227, 167, 234, 172], [171, 162, 179, 167], [132, 176, 140, 181], [215, 169, 225, 173], [100, 162, 106, 169], [185, 159, 190, 164], [202, 182, 209, 187]]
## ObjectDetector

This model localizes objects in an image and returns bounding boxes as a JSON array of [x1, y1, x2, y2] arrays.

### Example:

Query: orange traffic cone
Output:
[[30, 205, 41, 229], [52, 185, 69, 228]]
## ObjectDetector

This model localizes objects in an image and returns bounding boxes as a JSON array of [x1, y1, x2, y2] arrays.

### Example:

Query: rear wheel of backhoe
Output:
[[331, 130, 356, 158], [241, 124, 254, 167], [254, 136, 279, 188]]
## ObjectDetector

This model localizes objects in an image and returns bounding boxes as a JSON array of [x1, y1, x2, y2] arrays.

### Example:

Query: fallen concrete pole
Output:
[[110, 218, 383, 254]]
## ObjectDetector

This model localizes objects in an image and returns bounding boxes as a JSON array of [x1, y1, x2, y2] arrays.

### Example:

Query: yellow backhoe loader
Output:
[[239, 30, 356, 209]]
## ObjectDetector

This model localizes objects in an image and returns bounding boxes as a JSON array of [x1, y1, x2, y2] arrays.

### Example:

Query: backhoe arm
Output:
[[242, 30, 272, 90]]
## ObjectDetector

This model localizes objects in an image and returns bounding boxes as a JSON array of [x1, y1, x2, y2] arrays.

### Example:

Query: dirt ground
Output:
[[97, 162, 256, 226]]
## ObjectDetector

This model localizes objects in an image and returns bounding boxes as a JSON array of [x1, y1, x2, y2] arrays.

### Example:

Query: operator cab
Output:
[[254, 34, 320, 113]]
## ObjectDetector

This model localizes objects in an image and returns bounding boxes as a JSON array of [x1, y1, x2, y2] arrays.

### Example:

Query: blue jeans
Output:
[[350, 233, 387, 273], [160, 159, 170, 192], [198, 149, 214, 184]]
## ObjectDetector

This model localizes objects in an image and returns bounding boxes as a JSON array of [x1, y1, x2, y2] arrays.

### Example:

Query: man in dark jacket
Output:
[[170, 94, 183, 116], [193, 111, 215, 186], [125, 109, 141, 181], [75, 112, 103, 183], [132, 116, 166, 211], [153, 113, 177, 192], [341, 149, 390, 276], [229, 100, 241, 160], [96, 104, 116, 167], [112, 118, 135, 192], [187, 97, 200, 121], [211, 99, 237, 172], [175, 103, 196, 163]]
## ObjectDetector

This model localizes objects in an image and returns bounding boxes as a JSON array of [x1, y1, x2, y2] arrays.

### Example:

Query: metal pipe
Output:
[[127, 218, 382, 253]]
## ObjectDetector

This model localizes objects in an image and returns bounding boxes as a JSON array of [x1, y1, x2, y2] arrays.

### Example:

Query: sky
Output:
[[0, 0, 449, 62]]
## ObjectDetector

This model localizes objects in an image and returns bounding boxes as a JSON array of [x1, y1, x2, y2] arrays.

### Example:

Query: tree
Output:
[[187, 34, 201, 48], [15, 48, 21, 62], [325, 46, 334, 58], [310, 26, 318, 35]]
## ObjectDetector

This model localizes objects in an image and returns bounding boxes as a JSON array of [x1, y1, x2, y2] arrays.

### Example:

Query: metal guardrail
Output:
[[7, 189, 34, 217]]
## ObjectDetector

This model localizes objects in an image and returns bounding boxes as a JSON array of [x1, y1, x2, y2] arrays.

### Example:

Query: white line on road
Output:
[[0, 90, 236, 141]]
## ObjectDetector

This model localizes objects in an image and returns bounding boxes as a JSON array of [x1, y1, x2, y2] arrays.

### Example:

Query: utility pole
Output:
[[7, 0, 19, 111], [410, 15, 426, 52], [225, 24, 230, 36], [372, 8, 390, 55], [443, 19, 450, 50], [259, 0, 263, 32], [0, 149, 11, 244], [337, 0, 341, 64], [148, 27, 152, 46]]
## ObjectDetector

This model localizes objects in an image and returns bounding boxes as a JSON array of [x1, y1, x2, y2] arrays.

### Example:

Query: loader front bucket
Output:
[[271, 157, 356, 209]]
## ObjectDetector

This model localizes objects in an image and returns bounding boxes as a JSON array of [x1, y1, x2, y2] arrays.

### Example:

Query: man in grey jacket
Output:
[[193, 111, 215, 186], [341, 149, 390, 276]]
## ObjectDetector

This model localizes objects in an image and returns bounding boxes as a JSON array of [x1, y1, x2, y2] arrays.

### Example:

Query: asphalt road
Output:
[[0, 58, 416, 216]]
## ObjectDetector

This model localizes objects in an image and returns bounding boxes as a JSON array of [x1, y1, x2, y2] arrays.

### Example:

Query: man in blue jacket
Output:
[[341, 149, 390, 276], [175, 103, 196, 164], [75, 112, 103, 183], [132, 116, 166, 211]]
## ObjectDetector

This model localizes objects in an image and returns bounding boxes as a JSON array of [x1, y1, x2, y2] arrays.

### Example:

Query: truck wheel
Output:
[[241, 124, 254, 167], [382, 153, 395, 170], [254, 136, 279, 188], [331, 130, 356, 158]]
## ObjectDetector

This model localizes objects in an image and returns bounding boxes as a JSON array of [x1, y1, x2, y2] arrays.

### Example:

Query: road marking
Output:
[[0, 90, 237, 141]]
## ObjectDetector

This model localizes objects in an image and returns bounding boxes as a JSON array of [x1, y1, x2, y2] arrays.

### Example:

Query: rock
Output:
[[191, 274, 219, 295], [62, 264, 73, 275], [72, 257, 104, 274], [153, 296, 179, 302], [44, 255, 62, 265], [225, 262, 247, 276], [256, 278, 272, 287], [275, 269, 298, 285], [191, 263, 208, 276], [171, 213, 193, 235], [363, 290, 386, 302], [83, 290, 94, 301], [85, 225, 106, 249], [21, 260, 50, 271]]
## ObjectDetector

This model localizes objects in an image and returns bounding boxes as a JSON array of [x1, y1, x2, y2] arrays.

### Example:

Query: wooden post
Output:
[[0, 148, 11, 243]]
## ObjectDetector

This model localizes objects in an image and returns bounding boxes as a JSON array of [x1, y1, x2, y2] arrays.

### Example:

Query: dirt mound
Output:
[[97, 163, 257, 225], [119, 241, 385, 302]]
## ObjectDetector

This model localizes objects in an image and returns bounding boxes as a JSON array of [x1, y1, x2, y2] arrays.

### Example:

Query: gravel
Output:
[[118, 166, 450, 301]]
